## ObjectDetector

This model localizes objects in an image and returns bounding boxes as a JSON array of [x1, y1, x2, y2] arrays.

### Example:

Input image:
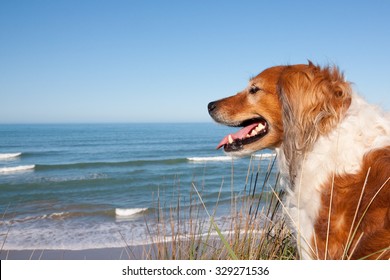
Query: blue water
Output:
[[0, 123, 277, 250]]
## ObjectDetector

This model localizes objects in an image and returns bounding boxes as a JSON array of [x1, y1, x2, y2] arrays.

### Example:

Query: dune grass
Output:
[[129, 155, 298, 260]]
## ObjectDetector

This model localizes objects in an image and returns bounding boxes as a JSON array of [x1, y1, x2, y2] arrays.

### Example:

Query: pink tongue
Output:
[[216, 123, 260, 150]]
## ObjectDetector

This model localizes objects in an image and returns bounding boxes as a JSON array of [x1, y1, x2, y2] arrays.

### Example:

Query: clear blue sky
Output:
[[1, 0, 389, 123]]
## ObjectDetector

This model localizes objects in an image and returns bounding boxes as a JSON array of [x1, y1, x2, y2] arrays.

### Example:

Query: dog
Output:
[[208, 62, 390, 259]]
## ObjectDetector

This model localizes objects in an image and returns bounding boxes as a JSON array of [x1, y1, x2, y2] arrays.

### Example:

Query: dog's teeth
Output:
[[256, 123, 265, 131], [250, 130, 257, 136], [228, 135, 234, 144]]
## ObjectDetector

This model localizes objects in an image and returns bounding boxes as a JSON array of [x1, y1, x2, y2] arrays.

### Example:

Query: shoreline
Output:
[[0, 246, 150, 260], [0, 237, 223, 260]]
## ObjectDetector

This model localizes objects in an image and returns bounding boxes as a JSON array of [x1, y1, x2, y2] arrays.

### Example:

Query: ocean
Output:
[[0, 123, 277, 250]]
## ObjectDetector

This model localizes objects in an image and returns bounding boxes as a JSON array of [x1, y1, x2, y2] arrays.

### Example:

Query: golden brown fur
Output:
[[314, 147, 390, 259]]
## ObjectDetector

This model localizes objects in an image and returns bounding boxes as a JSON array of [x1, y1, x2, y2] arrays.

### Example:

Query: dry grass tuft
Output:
[[132, 155, 297, 260]]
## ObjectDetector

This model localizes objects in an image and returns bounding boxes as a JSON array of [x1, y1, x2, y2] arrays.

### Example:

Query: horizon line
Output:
[[0, 121, 216, 125]]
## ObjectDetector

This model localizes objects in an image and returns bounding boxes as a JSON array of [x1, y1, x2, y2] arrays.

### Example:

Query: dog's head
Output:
[[208, 62, 352, 156]]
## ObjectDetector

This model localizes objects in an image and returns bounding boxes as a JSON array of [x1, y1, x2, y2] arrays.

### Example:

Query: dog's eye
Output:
[[249, 85, 261, 94]]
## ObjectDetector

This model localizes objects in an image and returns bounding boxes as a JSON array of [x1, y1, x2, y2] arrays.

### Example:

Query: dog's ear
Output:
[[277, 64, 351, 175]]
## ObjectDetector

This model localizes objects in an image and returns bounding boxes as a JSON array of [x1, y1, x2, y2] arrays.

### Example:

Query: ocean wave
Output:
[[2, 212, 66, 225], [115, 208, 148, 217], [0, 213, 265, 250], [35, 158, 187, 171], [187, 153, 276, 162], [39, 172, 108, 183], [0, 152, 22, 160], [187, 156, 233, 162], [0, 165, 35, 174], [0, 210, 112, 226], [252, 153, 276, 159]]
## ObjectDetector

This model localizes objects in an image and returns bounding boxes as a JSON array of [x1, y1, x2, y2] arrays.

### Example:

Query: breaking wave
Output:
[[252, 153, 276, 159], [0, 152, 22, 160], [115, 208, 148, 217], [0, 165, 35, 174], [187, 156, 233, 162]]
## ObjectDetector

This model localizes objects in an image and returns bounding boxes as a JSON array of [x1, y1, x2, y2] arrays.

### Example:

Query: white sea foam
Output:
[[187, 156, 233, 162], [0, 152, 22, 160], [115, 208, 148, 217], [0, 214, 262, 250], [49, 212, 68, 219], [252, 153, 276, 159], [188, 153, 276, 162], [0, 165, 35, 174]]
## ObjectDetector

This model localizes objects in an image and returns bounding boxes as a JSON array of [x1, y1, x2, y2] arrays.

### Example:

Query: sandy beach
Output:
[[0, 246, 149, 260]]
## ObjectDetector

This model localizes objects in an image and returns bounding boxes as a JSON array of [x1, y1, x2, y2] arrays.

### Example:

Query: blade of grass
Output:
[[347, 175, 389, 259], [191, 182, 238, 260], [342, 167, 371, 259], [269, 184, 315, 259]]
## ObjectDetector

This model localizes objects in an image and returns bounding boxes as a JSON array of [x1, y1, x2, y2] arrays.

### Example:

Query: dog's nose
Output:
[[208, 101, 217, 113]]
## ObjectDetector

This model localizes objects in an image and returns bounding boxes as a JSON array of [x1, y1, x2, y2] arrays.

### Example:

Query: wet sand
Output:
[[0, 246, 149, 260]]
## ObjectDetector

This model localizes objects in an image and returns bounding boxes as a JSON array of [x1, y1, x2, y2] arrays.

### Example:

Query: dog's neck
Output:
[[278, 92, 390, 188]]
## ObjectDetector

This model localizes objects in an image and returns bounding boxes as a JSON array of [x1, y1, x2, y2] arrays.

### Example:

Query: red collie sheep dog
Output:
[[208, 62, 390, 259]]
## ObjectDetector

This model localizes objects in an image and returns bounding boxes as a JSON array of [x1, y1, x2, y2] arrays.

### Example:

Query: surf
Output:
[[187, 152, 276, 162], [0, 152, 22, 160], [187, 156, 233, 162], [252, 152, 276, 159], [0, 165, 35, 174], [115, 208, 148, 217]]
